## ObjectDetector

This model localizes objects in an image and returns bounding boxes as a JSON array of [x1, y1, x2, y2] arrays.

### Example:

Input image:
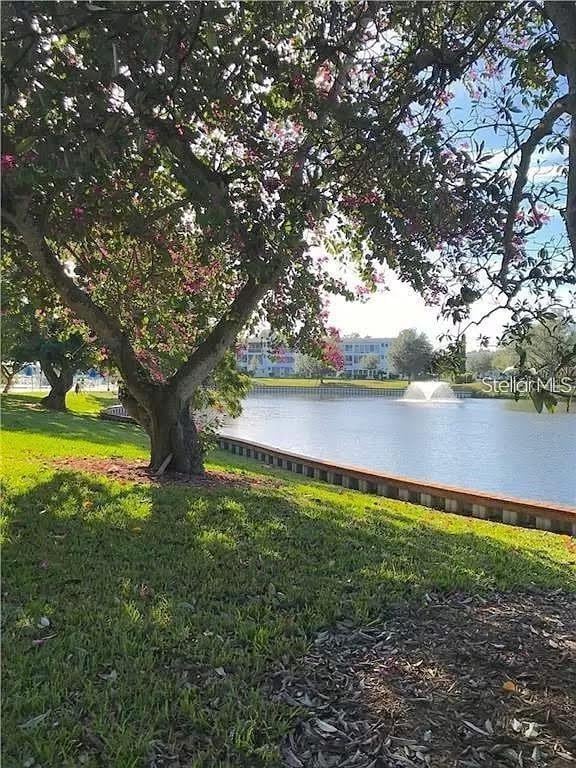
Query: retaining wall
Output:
[[249, 384, 472, 398], [217, 435, 576, 535]]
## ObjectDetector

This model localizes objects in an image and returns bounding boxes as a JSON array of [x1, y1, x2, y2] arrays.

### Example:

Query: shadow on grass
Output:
[[3, 467, 574, 766], [1, 394, 147, 451]]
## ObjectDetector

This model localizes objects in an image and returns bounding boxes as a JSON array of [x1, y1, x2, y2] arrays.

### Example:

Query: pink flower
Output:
[[73, 206, 85, 221], [315, 63, 334, 95], [145, 128, 158, 144], [1, 153, 17, 171], [528, 208, 551, 226], [341, 191, 381, 208], [183, 278, 203, 294], [291, 72, 306, 90], [437, 90, 454, 108]]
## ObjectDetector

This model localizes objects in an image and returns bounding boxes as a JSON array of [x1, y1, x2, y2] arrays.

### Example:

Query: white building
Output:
[[341, 337, 396, 377], [236, 339, 297, 377], [237, 336, 397, 378]]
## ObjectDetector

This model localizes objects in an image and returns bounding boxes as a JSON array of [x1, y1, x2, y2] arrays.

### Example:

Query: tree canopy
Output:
[[359, 353, 381, 373], [1, 253, 99, 409], [390, 329, 434, 379], [2, 1, 575, 472]]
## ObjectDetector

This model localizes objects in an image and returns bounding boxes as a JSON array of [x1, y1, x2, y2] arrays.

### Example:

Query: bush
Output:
[[453, 373, 475, 384]]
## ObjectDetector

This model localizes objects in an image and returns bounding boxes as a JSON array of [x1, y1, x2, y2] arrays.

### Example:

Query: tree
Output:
[[523, 315, 576, 378], [484, 314, 575, 409], [1, 361, 25, 394], [514, 314, 576, 411], [1, 311, 31, 393], [391, 329, 434, 380], [466, 350, 495, 376], [431, 336, 467, 380], [295, 355, 325, 380], [359, 353, 380, 376], [295, 330, 344, 382], [1, 255, 100, 410], [2, 3, 575, 471], [1, 251, 35, 392], [34, 331, 97, 411], [492, 346, 519, 372], [454, 335, 466, 375]]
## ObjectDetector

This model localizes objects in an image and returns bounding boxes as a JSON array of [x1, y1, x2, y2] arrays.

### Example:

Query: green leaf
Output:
[[15, 136, 36, 154], [530, 390, 544, 413], [204, 29, 217, 49]]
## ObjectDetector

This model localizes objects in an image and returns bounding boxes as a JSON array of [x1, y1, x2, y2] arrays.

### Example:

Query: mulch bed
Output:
[[267, 591, 576, 768], [52, 456, 281, 490]]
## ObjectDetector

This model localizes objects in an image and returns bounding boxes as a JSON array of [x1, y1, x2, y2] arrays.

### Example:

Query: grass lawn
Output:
[[250, 377, 493, 394], [2, 393, 575, 766], [251, 377, 410, 388]]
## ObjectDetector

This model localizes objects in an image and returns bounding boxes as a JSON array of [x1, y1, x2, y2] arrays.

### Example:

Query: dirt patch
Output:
[[268, 591, 576, 767], [53, 456, 281, 490]]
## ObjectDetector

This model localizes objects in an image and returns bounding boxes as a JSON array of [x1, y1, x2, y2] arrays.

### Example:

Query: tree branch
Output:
[[170, 274, 273, 401], [2, 206, 155, 404], [545, 1, 576, 258], [499, 93, 575, 288]]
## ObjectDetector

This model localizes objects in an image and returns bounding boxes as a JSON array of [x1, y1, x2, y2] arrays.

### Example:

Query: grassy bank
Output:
[[2, 393, 575, 766], [249, 378, 542, 400], [250, 377, 492, 394], [250, 377, 410, 388]]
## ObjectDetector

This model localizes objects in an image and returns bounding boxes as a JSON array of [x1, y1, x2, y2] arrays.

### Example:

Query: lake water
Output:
[[223, 394, 576, 507]]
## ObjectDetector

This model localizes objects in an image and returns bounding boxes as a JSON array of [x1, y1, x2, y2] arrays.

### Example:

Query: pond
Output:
[[223, 393, 576, 507]]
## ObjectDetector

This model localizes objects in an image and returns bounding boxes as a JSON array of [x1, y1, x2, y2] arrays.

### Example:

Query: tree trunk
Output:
[[148, 395, 205, 475], [120, 386, 205, 475], [2, 373, 15, 394], [39, 360, 74, 412], [545, 2, 576, 255]]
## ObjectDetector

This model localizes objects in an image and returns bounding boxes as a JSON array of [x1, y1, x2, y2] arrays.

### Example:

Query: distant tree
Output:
[[492, 346, 520, 372], [390, 330, 433, 380], [295, 355, 325, 379], [466, 350, 495, 376], [34, 331, 99, 411], [359, 353, 380, 376], [1, 361, 25, 394], [295, 330, 344, 383], [1, 254, 99, 410], [432, 336, 468, 379], [1, 308, 31, 393], [1, 252, 34, 392], [454, 335, 466, 375]]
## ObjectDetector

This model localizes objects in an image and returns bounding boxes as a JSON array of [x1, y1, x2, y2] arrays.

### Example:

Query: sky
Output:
[[327, 271, 510, 347]]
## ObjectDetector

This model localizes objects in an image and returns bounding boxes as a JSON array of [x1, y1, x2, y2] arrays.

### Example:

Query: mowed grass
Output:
[[250, 377, 490, 394], [251, 377, 410, 388], [2, 393, 575, 767]]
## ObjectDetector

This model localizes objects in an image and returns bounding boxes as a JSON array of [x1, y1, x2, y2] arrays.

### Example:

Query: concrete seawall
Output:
[[217, 435, 576, 535]]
